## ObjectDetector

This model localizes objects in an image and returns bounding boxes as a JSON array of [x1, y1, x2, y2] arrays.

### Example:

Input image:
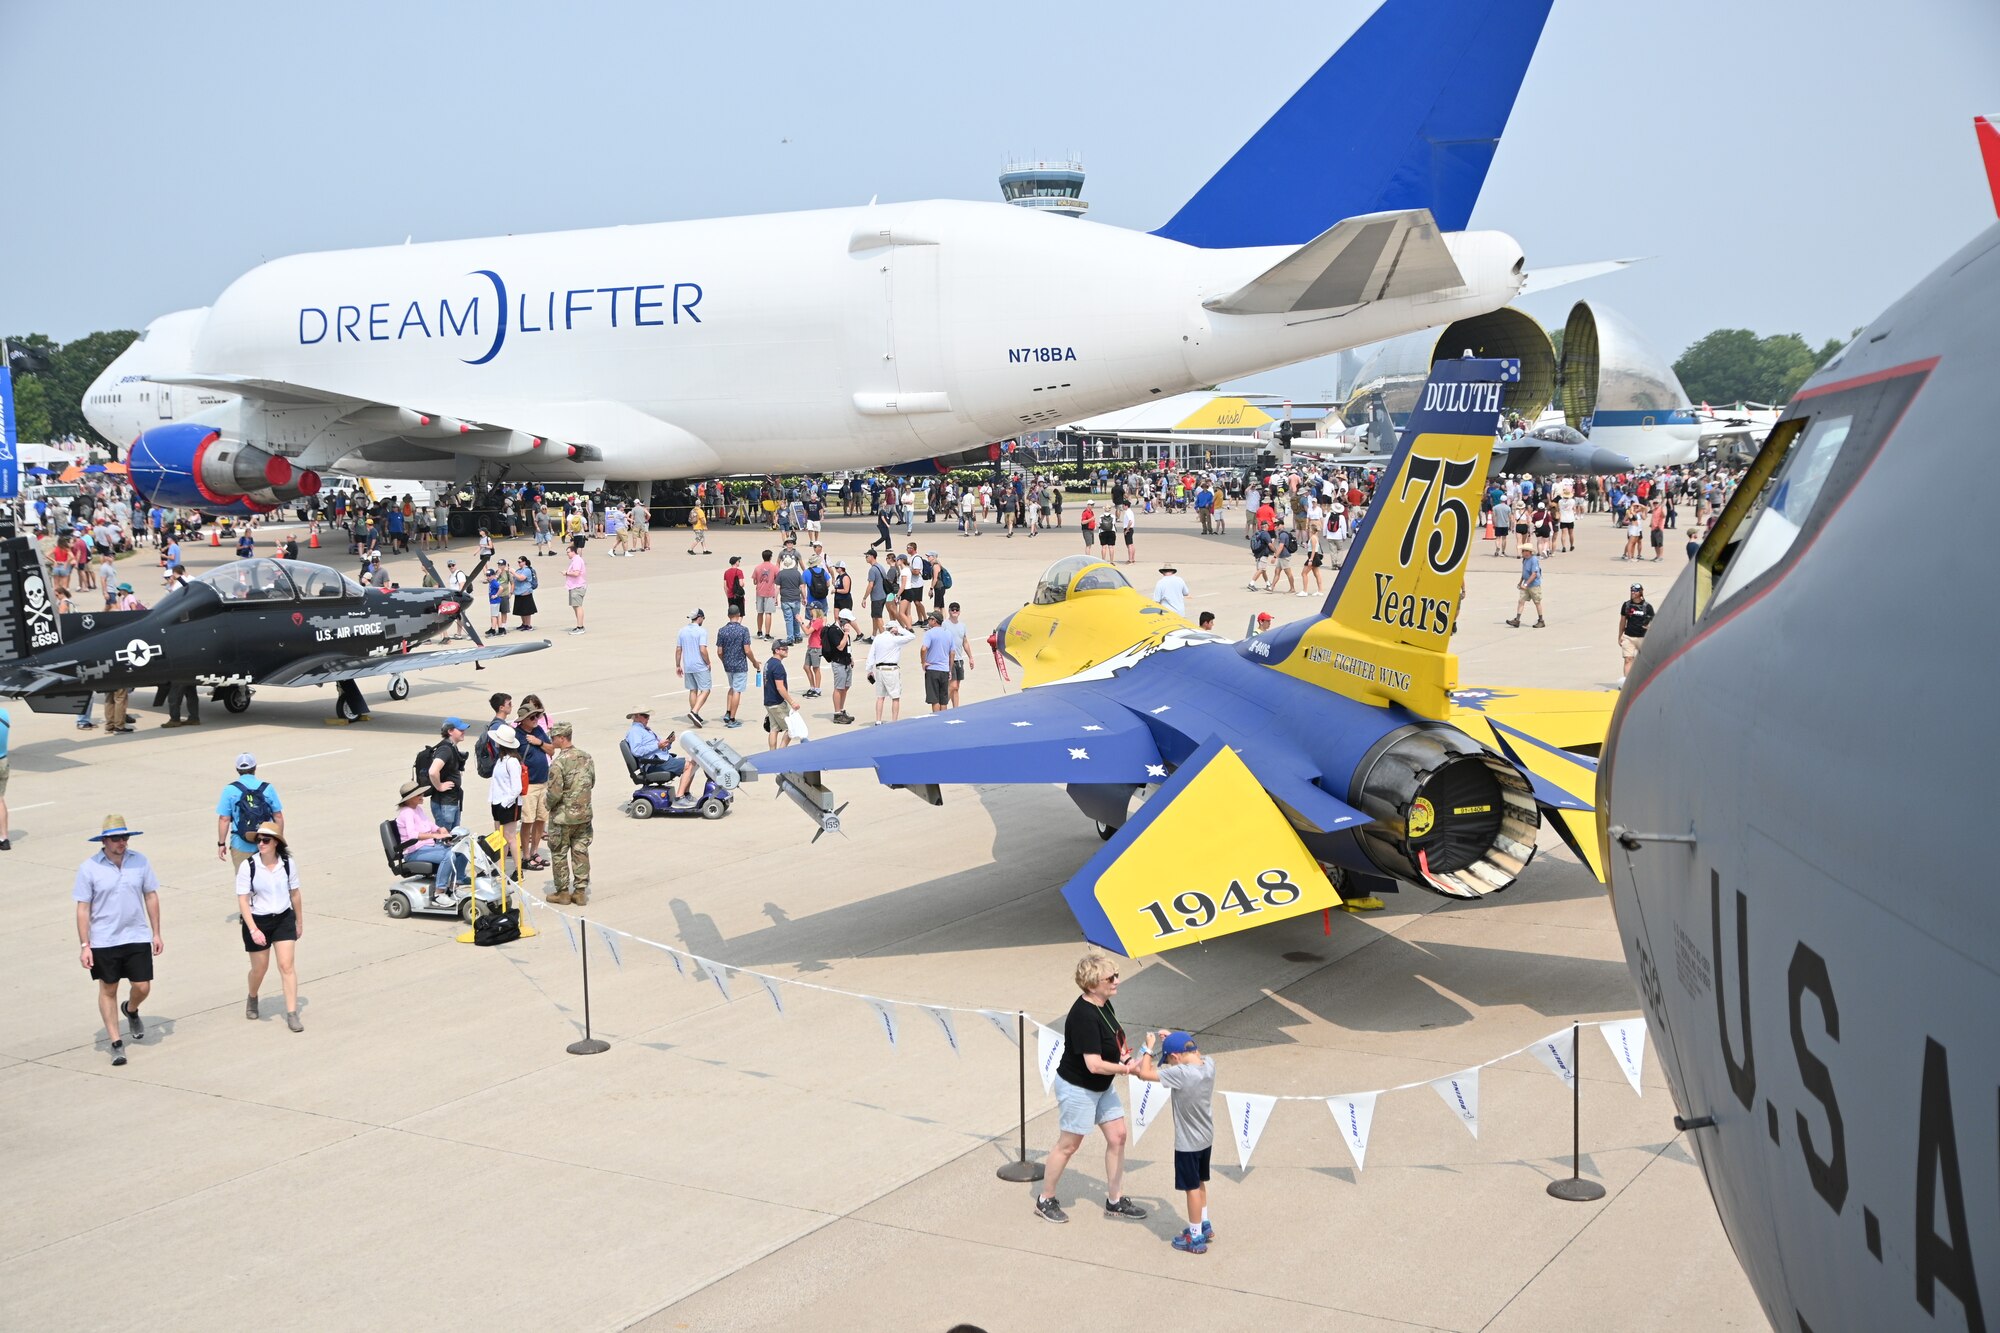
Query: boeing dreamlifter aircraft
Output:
[[85, 0, 1580, 514]]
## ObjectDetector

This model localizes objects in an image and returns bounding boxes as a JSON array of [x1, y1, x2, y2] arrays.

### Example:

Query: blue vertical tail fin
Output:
[[1152, 0, 1553, 250]]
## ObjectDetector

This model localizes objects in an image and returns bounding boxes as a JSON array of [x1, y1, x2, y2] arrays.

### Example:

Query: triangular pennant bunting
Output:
[[754, 972, 787, 1016], [979, 1009, 1021, 1045], [1529, 1027, 1577, 1089], [1428, 1068, 1480, 1139], [1222, 1091, 1277, 1170], [863, 999, 900, 1050], [922, 1006, 960, 1056], [1036, 1022, 1065, 1093], [1326, 1092, 1378, 1170], [592, 923, 623, 969], [1598, 1018, 1647, 1096], [1127, 1075, 1173, 1148], [692, 957, 732, 1002], [558, 912, 577, 953], [663, 946, 686, 979]]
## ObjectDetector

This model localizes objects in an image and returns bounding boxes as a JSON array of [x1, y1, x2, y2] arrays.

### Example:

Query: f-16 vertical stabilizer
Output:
[[1254, 357, 1518, 720]]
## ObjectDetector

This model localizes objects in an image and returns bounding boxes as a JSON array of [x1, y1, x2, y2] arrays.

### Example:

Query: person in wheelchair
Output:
[[394, 780, 469, 896], [621, 708, 706, 810], [623, 709, 684, 780]]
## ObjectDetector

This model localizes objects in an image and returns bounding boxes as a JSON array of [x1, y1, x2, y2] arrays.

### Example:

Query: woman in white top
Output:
[[486, 724, 526, 875], [236, 820, 305, 1031]]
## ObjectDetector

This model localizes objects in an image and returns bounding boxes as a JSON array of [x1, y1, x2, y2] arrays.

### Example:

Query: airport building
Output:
[[1066, 392, 1278, 468], [998, 157, 1089, 217]]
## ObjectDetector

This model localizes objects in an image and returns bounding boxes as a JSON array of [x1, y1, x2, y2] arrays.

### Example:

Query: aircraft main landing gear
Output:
[[329, 679, 372, 725], [219, 684, 254, 714]]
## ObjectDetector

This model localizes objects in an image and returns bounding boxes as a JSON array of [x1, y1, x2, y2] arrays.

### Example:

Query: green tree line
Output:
[[1671, 329, 1850, 406], [5, 330, 139, 448]]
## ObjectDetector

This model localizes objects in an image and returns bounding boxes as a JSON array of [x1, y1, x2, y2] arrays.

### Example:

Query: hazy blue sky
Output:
[[6, 0, 1997, 400]]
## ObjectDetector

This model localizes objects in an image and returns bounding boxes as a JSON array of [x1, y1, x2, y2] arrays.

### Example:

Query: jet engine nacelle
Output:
[[1344, 723, 1541, 900], [126, 423, 322, 514]]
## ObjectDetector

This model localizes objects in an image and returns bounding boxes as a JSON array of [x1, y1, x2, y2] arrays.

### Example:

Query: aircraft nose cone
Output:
[[1590, 447, 1632, 474]]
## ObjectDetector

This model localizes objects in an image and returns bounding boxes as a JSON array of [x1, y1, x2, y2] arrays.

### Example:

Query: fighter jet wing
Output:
[[262, 639, 551, 687], [750, 684, 1164, 786]]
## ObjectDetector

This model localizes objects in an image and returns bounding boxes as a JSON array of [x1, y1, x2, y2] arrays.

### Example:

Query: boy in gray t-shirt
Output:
[[1137, 1029, 1217, 1254]]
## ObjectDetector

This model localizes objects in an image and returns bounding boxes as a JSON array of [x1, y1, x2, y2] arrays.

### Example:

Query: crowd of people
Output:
[[36, 442, 1745, 1084]]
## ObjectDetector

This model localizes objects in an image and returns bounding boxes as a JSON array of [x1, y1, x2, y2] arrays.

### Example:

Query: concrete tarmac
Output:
[[0, 498, 1761, 1331]]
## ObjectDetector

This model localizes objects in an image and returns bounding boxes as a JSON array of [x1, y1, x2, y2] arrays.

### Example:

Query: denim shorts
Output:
[[684, 669, 712, 691], [1052, 1073, 1125, 1136]]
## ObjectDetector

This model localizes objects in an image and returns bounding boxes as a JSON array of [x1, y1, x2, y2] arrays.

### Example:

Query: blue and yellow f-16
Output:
[[753, 357, 1614, 957]]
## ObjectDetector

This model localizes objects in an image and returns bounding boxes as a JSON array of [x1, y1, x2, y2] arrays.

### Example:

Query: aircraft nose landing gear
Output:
[[387, 675, 410, 701]]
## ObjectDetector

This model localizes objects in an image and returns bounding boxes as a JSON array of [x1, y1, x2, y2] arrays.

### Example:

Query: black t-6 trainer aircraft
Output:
[[0, 535, 546, 723]]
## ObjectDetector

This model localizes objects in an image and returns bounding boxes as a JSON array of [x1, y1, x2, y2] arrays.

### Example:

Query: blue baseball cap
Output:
[[442, 716, 468, 730], [1161, 1031, 1198, 1057]]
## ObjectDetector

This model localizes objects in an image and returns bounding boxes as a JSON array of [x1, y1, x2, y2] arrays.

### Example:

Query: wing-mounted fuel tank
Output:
[[126, 422, 322, 515], [1558, 301, 1700, 466]]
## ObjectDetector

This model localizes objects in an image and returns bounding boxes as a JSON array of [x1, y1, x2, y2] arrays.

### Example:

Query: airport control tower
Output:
[[999, 158, 1088, 218]]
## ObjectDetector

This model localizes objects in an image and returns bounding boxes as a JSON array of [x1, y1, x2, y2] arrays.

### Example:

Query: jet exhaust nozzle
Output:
[[1346, 724, 1540, 899]]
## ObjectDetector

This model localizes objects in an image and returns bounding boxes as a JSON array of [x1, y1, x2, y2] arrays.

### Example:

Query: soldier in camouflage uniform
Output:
[[542, 722, 596, 906]]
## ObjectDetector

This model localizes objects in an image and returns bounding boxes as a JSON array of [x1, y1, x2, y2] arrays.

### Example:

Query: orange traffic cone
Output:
[[210, 529, 220, 547], [308, 527, 320, 549]]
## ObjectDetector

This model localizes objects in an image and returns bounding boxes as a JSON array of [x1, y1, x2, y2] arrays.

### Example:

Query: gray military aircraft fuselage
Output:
[[0, 538, 547, 722]]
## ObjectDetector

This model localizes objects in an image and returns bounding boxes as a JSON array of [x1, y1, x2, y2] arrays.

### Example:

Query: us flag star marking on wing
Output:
[[1081, 725, 1104, 732], [1149, 705, 1171, 714], [1069, 748, 1089, 760], [1010, 721, 1033, 728], [944, 719, 964, 725], [1146, 764, 1167, 778]]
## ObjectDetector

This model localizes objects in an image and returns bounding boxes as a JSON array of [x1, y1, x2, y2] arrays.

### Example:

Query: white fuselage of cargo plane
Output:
[[84, 199, 1527, 482]]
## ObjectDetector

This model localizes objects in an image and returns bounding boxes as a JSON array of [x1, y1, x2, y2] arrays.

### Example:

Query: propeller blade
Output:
[[456, 550, 493, 650], [414, 547, 443, 586]]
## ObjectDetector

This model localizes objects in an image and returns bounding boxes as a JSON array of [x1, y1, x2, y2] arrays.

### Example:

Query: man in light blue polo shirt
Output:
[[674, 609, 713, 728], [74, 815, 163, 1066], [921, 612, 954, 714]]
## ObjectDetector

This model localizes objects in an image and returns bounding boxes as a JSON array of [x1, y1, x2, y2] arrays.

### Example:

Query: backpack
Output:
[[938, 568, 953, 593], [806, 566, 828, 600], [473, 905, 521, 947], [1098, 512, 1116, 535], [414, 745, 437, 787], [229, 779, 275, 844], [474, 727, 501, 779]]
